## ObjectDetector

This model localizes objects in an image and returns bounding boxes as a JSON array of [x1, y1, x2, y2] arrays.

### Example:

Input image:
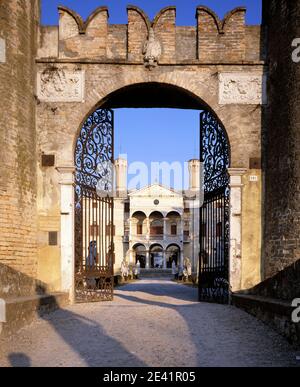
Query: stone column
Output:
[[56, 166, 75, 303], [146, 250, 150, 269], [129, 249, 133, 264], [180, 250, 184, 267], [228, 168, 247, 292], [180, 218, 184, 246], [163, 250, 167, 269], [146, 217, 150, 241], [129, 217, 133, 242], [163, 217, 167, 241]]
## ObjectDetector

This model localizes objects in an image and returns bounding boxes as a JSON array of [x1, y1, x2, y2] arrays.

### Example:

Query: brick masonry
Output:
[[37, 5, 264, 63], [262, 0, 300, 278], [0, 0, 40, 296]]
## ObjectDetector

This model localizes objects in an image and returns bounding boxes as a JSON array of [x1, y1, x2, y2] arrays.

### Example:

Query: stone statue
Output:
[[133, 264, 138, 279], [136, 260, 141, 275], [183, 257, 191, 268], [121, 259, 129, 279], [143, 27, 162, 70], [183, 257, 192, 281], [187, 260, 192, 277], [171, 260, 176, 274], [172, 260, 178, 279]]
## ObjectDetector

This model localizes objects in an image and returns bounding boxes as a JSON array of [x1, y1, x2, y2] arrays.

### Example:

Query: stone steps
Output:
[[140, 269, 173, 278]]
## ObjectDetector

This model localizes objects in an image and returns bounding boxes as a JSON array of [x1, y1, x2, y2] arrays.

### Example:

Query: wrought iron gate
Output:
[[74, 108, 114, 302], [198, 111, 230, 304]]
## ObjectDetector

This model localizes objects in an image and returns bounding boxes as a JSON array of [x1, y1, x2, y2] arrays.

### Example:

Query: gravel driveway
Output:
[[0, 279, 298, 367]]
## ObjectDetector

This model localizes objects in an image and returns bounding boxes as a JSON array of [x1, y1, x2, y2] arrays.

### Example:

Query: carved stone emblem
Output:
[[37, 68, 85, 102], [142, 28, 162, 70], [219, 73, 267, 105]]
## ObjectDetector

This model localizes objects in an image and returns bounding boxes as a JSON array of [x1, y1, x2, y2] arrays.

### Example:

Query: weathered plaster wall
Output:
[[0, 0, 40, 296], [241, 170, 262, 289]]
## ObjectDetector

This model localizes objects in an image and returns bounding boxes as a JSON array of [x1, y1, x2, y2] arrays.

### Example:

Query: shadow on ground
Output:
[[3, 279, 299, 367]]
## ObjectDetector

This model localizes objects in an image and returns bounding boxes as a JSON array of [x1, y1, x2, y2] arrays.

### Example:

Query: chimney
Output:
[[115, 156, 128, 197], [188, 159, 201, 193]]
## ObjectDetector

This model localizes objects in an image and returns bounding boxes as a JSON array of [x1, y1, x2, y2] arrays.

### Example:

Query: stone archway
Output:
[[1, 0, 285, 343], [36, 6, 264, 301], [166, 244, 181, 268], [51, 79, 240, 304], [132, 243, 147, 269], [69, 81, 233, 301], [149, 244, 164, 269]]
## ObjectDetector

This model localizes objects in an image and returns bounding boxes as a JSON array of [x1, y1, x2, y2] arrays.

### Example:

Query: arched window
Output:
[[133, 244, 146, 268]]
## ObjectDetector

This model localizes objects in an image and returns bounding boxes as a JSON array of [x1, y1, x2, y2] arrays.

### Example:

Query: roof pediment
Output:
[[129, 184, 182, 198]]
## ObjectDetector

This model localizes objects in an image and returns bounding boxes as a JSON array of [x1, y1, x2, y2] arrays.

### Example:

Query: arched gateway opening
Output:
[[74, 82, 230, 303]]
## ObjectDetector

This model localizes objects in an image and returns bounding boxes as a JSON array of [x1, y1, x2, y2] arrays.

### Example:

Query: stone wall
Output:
[[0, 0, 40, 296], [249, 259, 300, 301], [37, 5, 263, 63], [263, 0, 300, 278]]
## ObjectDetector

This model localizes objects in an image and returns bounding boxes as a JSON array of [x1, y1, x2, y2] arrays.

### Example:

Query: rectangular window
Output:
[[184, 230, 189, 237], [137, 224, 143, 235], [150, 227, 163, 235], [124, 202, 130, 212], [171, 225, 177, 235], [42, 154, 55, 167], [184, 207, 190, 213], [48, 231, 58, 246]]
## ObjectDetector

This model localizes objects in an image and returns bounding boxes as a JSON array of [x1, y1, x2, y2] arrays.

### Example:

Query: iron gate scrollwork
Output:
[[75, 108, 114, 302], [198, 111, 230, 304]]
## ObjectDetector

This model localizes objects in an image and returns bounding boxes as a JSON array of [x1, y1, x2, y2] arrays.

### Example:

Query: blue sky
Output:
[[114, 109, 200, 190], [41, 1, 261, 189], [41, 0, 261, 26]]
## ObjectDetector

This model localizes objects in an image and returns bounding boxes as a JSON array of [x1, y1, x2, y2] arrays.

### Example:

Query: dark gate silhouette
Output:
[[198, 111, 230, 304], [74, 108, 114, 302]]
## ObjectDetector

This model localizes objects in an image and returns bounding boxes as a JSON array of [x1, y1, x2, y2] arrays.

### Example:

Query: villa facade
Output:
[[113, 158, 201, 273]]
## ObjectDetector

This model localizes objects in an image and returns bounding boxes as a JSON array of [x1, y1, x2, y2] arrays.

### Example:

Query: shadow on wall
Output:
[[246, 259, 300, 301], [0, 263, 49, 299]]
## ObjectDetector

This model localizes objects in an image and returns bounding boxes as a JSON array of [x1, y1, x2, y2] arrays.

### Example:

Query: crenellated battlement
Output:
[[38, 5, 264, 64]]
